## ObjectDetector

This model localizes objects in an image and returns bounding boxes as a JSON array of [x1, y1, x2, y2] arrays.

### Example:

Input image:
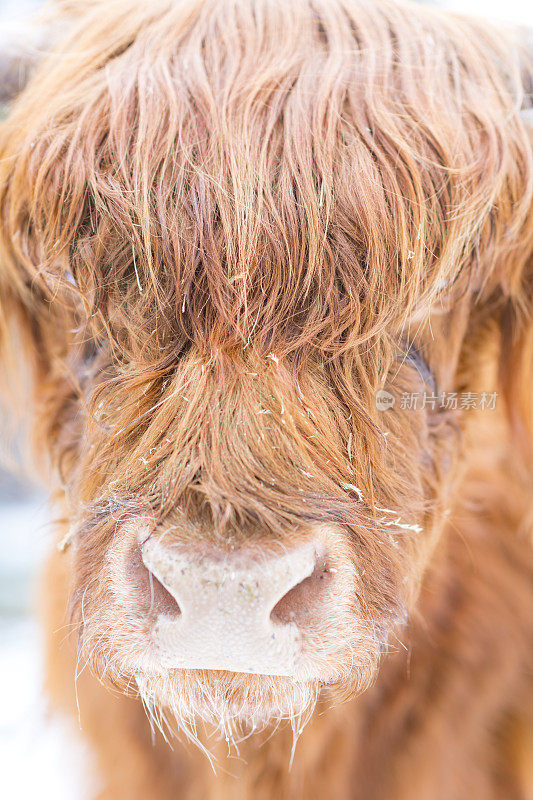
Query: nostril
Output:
[[270, 552, 334, 626], [146, 571, 181, 620], [127, 546, 181, 620]]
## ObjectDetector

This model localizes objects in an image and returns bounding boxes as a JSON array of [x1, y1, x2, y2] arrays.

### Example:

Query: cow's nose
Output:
[[140, 536, 327, 676]]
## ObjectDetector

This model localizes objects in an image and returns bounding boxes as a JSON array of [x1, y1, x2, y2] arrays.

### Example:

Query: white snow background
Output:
[[0, 487, 95, 798], [1, 0, 532, 797]]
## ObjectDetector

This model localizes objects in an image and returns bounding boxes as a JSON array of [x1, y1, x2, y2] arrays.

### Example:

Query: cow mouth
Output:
[[128, 631, 385, 753]]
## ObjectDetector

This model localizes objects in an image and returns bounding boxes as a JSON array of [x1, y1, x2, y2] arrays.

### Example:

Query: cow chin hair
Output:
[[134, 670, 322, 761], [132, 665, 378, 765], [130, 635, 383, 759]]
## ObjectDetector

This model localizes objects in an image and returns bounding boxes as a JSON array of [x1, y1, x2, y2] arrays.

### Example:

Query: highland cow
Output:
[[1, 0, 533, 798]]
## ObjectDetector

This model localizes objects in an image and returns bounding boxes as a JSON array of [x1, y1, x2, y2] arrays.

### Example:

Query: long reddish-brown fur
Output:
[[1, 0, 533, 797]]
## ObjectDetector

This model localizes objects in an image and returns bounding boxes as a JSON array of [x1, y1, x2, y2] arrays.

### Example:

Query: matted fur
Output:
[[1, 0, 533, 797]]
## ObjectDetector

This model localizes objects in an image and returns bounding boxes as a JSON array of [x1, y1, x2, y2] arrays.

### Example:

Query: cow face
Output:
[[1, 0, 532, 745]]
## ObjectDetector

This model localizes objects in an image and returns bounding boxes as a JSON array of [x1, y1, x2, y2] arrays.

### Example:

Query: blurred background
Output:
[[0, 0, 532, 796]]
